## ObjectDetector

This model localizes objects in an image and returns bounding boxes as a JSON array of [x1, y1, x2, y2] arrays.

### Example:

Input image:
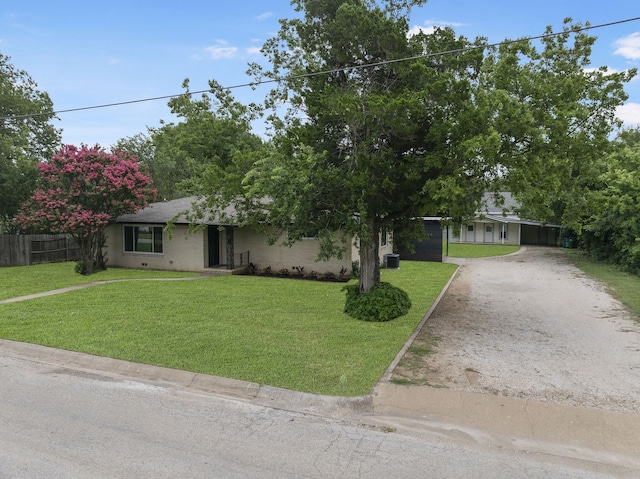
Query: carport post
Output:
[[446, 225, 449, 256]]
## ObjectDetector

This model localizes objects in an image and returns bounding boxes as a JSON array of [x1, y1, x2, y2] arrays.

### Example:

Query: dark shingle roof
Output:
[[116, 196, 237, 225], [480, 192, 520, 215]]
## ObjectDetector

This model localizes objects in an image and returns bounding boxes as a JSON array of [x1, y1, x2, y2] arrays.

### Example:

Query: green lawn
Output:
[[0, 261, 457, 396], [0, 262, 197, 301], [444, 242, 520, 258], [565, 250, 640, 321]]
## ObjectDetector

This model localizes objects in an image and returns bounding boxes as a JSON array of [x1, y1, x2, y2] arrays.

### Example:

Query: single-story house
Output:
[[104, 197, 393, 274], [447, 192, 562, 246]]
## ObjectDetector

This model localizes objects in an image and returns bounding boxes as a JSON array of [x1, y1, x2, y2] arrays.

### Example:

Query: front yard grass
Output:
[[565, 250, 640, 321], [0, 261, 457, 396]]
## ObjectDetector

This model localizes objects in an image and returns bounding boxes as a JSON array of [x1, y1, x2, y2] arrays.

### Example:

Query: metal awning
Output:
[[484, 215, 562, 228]]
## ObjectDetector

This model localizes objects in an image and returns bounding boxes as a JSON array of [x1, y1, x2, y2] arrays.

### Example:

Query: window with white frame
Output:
[[124, 225, 163, 253]]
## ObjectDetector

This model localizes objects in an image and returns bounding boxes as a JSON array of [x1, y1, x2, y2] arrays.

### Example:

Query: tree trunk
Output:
[[95, 230, 107, 271], [75, 232, 102, 275], [78, 235, 94, 275], [89, 232, 100, 274], [359, 220, 380, 294]]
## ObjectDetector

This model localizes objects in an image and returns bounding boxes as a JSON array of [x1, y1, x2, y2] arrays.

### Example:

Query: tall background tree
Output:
[[0, 52, 61, 231], [483, 21, 635, 228], [579, 128, 640, 272], [140, 79, 265, 202], [16, 145, 156, 275]]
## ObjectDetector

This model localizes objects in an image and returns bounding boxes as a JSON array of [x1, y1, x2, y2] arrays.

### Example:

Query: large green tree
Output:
[[210, 0, 497, 295], [0, 53, 61, 230], [199, 2, 634, 305]]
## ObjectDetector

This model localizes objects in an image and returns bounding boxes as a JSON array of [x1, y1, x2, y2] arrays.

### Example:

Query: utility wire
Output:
[[2, 15, 639, 122]]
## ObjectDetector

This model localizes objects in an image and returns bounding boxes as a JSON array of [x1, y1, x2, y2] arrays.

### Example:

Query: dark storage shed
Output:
[[397, 218, 443, 262]]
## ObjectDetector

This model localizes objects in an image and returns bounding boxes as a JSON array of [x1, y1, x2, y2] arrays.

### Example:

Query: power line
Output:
[[2, 15, 639, 122]]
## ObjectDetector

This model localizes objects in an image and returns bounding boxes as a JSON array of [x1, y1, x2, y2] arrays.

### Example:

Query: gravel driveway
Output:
[[392, 246, 640, 414]]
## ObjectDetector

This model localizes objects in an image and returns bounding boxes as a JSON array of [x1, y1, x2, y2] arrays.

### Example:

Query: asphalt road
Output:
[[1, 353, 633, 479]]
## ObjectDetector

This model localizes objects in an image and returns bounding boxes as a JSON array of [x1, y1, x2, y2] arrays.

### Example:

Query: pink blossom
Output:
[[18, 143, 155, 248]]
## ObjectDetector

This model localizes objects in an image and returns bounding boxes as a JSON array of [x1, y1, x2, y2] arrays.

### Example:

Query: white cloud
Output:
[[204, 40, 238, 60], [408, 24, 434, 36], [617, 103, 640, 127], [614, 32, 640, 60], [257, 12, 273, 20], [584, 66, 621, 75], [246, 46, 262, 55], [408, 19, 464, 37], [584, 66, 639, 83]]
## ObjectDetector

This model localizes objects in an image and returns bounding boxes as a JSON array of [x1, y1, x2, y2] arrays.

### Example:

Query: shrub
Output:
[[351, 260, 360, 278], [339, 266, 349, 280], [247, 263, 258, 275], [343, 282, 411, 322], [75, 259, 106, 276], [324, 271, 337, 281]]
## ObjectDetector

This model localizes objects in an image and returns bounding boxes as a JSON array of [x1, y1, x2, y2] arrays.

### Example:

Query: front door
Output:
[[466, 224, 475, 242], [208, 226, 220, 267], [484, 224, 494, 243]]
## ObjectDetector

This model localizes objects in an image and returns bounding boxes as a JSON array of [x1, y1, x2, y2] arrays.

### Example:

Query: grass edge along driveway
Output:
[[0, 261, 457, 396]]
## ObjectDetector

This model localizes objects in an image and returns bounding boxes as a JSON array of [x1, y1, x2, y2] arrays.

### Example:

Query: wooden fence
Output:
[[0, 234, 80, 267]]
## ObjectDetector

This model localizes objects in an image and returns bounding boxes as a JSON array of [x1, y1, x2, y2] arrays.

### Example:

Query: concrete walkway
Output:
[[1, 251, 639, 472], [369, 383, 640, 469], [0, 275, 210, 305]]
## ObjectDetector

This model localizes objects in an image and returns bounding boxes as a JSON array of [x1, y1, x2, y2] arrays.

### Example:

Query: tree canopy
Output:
[[0, 52, 61, 230], [16, 145, 156, 275], [138, 79, 264, 201], [199, 1, 634, 306], [210, 0, 498, 296], [483, 22, 635, 228]]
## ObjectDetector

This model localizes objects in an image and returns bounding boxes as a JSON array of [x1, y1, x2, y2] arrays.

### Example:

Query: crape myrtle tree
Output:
[[0, 52, 61, 231], [16, 145, 156, 275]]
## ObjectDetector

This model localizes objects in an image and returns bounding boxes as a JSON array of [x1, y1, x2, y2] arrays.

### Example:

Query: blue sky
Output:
[[1, 0, 639, 147]]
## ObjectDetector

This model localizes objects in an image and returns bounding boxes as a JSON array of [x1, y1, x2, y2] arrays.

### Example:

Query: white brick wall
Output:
[[105, 224, 389, 275]]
